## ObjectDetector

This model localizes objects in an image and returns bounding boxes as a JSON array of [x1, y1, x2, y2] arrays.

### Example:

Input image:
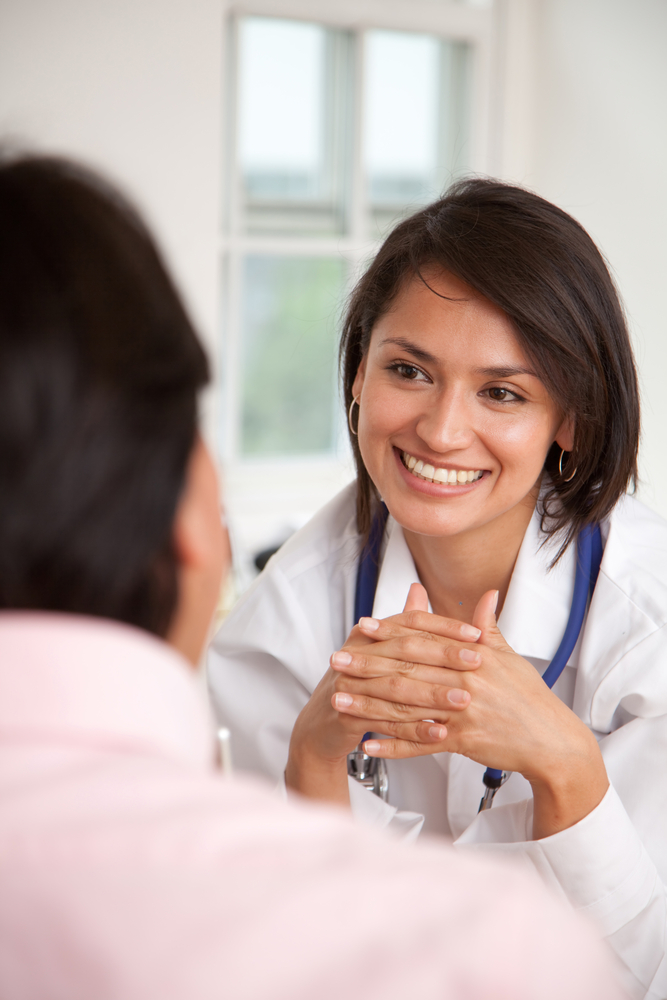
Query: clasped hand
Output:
[[286, 582, 608, 835], [328, 583, 588, 785]]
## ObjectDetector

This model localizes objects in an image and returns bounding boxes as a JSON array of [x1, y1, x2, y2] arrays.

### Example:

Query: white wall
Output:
[[526, 0, 667, 514], [0, 0, 225, 441]]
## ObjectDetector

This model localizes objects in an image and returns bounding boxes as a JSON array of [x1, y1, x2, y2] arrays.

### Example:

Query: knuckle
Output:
[[429, 686, 449, 709], [394, 636, 413, 656], [350, 654, 368, 674], [399, 636, 429, 662], [404, 610, 422, 629], [414, 722, 433, 745], [443, 643, 464, 666], [387, 674, 406, 697], [382, 720, 402, 737]]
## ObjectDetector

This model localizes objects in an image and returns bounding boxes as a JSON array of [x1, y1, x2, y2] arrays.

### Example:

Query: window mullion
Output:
[[222, 249, 243, 464], [349, 28, 366, 248]]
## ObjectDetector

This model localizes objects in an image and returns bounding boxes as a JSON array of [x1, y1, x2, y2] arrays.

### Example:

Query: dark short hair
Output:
[[0, 155, 209, 634], [340, 178, 640, 555]]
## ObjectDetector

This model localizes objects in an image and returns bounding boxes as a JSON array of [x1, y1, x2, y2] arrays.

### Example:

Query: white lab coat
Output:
[[209, 482, 667, 1000]]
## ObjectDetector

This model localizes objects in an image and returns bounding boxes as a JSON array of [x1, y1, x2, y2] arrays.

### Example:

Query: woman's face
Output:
[[351, 268, 572, 540]]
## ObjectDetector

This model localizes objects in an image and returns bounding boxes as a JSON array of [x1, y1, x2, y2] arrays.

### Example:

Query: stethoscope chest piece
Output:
[[478, 769, 510, 812], [347, 741, 389, 802]]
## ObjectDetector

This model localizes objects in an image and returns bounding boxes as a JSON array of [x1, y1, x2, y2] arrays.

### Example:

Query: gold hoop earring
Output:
[[559, 448, 577, 483], [348, 395, 360, 436]]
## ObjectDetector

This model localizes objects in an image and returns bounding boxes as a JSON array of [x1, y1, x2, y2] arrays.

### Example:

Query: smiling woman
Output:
[[350, 270, 573, 565], [342, 180, 638, 553], [209, 180, 666, 999]]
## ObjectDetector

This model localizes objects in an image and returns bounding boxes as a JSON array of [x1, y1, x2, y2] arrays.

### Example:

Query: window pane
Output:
[[364, 31, 470, 237], [237, 18, 350, 235], [241, 256, 347, 456]]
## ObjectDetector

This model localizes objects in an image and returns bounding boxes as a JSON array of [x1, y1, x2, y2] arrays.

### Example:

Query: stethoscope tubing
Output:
[[483, 522, 603, 788], [353, 505, 603, 807]]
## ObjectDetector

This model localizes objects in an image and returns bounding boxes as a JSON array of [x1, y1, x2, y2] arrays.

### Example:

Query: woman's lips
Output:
[[401, 449, 484, 484], [393, 447, 488, 496]]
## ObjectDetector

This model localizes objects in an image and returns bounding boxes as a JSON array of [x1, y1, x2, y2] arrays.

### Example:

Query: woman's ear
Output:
[[554, 414, 575, 453], [351, 354, 367, 400]]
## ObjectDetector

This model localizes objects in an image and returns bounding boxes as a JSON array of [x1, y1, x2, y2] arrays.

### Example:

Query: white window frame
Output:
[[218, 0, 520, 570]]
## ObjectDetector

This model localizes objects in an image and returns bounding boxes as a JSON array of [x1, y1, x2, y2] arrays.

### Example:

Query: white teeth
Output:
[[401, 451, 483, 486]]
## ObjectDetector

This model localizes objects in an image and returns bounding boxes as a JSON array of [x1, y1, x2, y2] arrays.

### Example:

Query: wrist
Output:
[[285, 740, 350, 806], [527, 734, 609, 839]]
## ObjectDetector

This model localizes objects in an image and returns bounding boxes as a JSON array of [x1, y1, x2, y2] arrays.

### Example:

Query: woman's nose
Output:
[[415, 390, 475, 453]]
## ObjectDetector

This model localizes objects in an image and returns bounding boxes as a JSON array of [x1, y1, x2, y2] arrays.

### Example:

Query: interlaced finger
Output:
[[335, 634, 482, 673], [334, 670, 471, 712], [362, 734, 452, 759], [332, 689, 453, 725], [358, 610, 481, 645]]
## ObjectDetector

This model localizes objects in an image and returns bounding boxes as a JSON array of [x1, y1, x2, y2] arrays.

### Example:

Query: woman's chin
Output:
[[376, 484, 481, 538], [368, 455, 488, 532]]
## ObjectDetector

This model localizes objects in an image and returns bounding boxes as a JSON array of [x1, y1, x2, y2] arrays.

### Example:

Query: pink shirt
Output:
[[0, 613, 622, 1000]]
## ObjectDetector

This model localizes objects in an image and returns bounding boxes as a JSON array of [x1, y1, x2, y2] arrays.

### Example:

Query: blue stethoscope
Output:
[[350, 503, 603, 812]]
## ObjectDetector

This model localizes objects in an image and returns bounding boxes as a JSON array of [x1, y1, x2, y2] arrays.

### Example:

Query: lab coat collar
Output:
[[0, 612, 215, 768], [373, 507, 577, 664]]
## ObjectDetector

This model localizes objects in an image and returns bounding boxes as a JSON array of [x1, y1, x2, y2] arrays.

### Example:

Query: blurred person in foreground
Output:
[[0, 154, 622, 1000]]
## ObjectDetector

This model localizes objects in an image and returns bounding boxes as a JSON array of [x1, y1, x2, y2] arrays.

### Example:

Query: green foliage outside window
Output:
[[241, 255, 347, 456]]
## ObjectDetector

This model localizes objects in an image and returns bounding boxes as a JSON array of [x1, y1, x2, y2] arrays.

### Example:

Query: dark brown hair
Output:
[[0, 154, 209, 634], [340, 178, 639, 555]]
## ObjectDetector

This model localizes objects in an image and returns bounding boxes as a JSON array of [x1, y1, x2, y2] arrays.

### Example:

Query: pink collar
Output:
[[0, 612, 215, 768]]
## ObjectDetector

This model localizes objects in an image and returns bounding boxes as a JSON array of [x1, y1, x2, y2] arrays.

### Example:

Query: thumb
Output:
[[403, 582, 429, 613], [471, 590, 512, 651]]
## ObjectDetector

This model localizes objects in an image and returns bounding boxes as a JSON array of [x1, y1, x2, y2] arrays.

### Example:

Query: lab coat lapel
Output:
[[371, 517, 426, 619], [497, 509, 577, 664], [574, 501, 667, 730]]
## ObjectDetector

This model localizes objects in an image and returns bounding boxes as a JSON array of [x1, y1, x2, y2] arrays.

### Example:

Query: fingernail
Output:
[[331, 651, 352, 668], [460, 648, 481, 664], [428, 725, 447, 740], [363, 740, 381, 753], [333, 693, 353, 709], [448, 689, 469, 705], [359, 617, 379, 632], [460, 624, 481, 640], [491, 590, 499, 614]]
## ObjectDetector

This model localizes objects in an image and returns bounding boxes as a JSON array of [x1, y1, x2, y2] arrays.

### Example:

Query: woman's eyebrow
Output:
[[378, 340, 538, 379], [475, 365, 538, 378], [378, 337, 438, 365]]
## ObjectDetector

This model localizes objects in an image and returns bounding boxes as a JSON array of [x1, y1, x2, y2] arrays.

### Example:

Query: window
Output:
[[221, 2, 493, 576], [364, 30, 469, 237]]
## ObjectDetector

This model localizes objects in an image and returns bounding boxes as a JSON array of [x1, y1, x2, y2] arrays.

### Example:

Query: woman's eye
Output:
[[391, 363, 428, 382], [486, 386, 522, 402]]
